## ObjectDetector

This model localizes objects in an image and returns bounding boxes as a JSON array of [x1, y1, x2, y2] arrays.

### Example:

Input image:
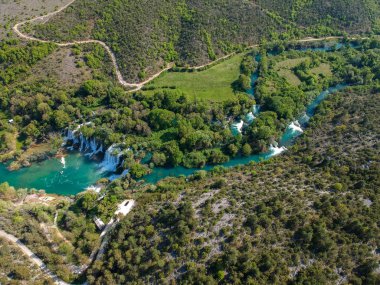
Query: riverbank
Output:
[[0, 38, 368, 195]]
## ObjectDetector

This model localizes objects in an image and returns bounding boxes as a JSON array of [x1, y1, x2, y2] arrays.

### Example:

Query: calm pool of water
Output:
[[0, 152, 107, 195]]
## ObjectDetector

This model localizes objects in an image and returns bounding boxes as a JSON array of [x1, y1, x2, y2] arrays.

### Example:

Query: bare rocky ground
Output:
[[0, 0, 71, 39], [27, 47, 95, 87]]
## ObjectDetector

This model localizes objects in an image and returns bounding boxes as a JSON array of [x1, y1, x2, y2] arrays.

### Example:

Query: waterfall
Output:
[[231, 120, 244, 136], [109, 169, 129, 181], [91, 140, 103, 155], [97, 144, 103, 154], [79, 133, 87, 152], [298, 113, 310, 125], [63, 123, 127, 174], [288, 120, 304, 133], [269, 144, 287, 156], [65, 128, 79, 144], [64, 122, 105, 158], [64, 122, 92, 144], [245, 112, 255, 125], [85, 185, 101, 193], [89, 138, 98, 153], [252, 105, 261, 116], [84, 138, 102, 157], [99, 145, 122, 172]]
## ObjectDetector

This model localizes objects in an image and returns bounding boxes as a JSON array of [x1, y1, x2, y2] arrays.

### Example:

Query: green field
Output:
[[274, 57, 309, 86], [310, 63, 332, 77], [143, 53, 247, 102], [274, 57, 332, 86]]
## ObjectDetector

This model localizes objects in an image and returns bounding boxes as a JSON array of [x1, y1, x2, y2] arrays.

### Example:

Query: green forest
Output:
[[2, 37, 380, 175]]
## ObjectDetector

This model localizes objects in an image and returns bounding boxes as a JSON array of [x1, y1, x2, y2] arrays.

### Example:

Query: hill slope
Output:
[[86, 86, 380, 284], [30, 0, 380, 82]]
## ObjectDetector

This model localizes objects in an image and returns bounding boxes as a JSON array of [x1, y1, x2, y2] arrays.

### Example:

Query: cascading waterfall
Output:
[[288, 120, 304, 133], [269, 144, 287, 156], [65, 122, 122, 172], [63, 123, 128, 177], [231, 104, 261, 135], [109, 168, 130, 181], [99, 145, 123, 172], [89, 138, 98, 153], [245, 112, 256, 125], [231, 120, 244, 136], [252, 105, 261, 116], [79, 133, 87, 152], [62, 124, 130, 192], [298, 113, 310, 125], [64, 123, 104, 158]]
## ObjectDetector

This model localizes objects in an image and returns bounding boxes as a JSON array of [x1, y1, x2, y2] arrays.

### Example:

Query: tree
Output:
[[162, 141, 183, 167], [266, 96, 296, 119], [235, 74, 251, 91], [130, 163, 149, 178], [181, 130, 213, 151], [11, 265, 31, 280], [52, 110, 71, 129], [22, 121, 40, 139], [148, 109, 176, 130], [183, 151, 207, 168], [242, 143, 252, 156], [77, 192, 98, 212], [151, 152, 167, 167], [0, 182, 16, 200], [205, 149, 229, 165]]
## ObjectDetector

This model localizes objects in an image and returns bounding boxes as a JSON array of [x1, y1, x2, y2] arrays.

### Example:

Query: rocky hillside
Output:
[[31, 0, 380, 82], [86, 86, 380, 284]]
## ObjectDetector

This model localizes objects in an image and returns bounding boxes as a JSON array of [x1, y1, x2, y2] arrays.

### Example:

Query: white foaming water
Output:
[[231, 120, 244, 134], [288, 120, 303, 133], [245, 112, 255, 124], [99, 145, 122, 172], [89, 138, 98, 153], [299, 113, 310, 125], [252, 105, 261, 115], [64, 122, 105, 159], [84, 138, 103, 157], [60, 157, 66, 168], [108, 169, 129, 181], [269, 145, 287, 156], [79, 133, 87, 152], [65, 129, 79, 144], [86, 185, 101, 193], [64, 122, 92, 144]]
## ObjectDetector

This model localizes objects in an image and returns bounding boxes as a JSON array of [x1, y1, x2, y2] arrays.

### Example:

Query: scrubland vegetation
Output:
[[0, 1, 379, 283], [30, 0, 380, 81], [0, 237, 51, 284], [84, 84, 380, 284]]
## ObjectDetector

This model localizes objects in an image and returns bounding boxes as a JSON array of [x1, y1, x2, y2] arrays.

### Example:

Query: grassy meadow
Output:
[[142, 53, 247, 102], [274, 57, 309, 86]]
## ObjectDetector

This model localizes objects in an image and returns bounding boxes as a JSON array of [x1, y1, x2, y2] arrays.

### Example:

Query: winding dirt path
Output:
[[12, 0, 353, 92], [12, 0, 172, 91]]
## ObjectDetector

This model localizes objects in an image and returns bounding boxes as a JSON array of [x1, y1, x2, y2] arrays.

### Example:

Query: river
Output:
[[0, 41, 350, 194]]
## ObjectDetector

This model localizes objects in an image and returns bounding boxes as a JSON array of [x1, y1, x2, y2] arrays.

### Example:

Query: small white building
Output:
[[115, 200, 135, 216], [94, 216, 106, 230]]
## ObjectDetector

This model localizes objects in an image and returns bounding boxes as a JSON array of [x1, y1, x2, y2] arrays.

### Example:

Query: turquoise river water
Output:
[[0, 42, 350, 195]]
